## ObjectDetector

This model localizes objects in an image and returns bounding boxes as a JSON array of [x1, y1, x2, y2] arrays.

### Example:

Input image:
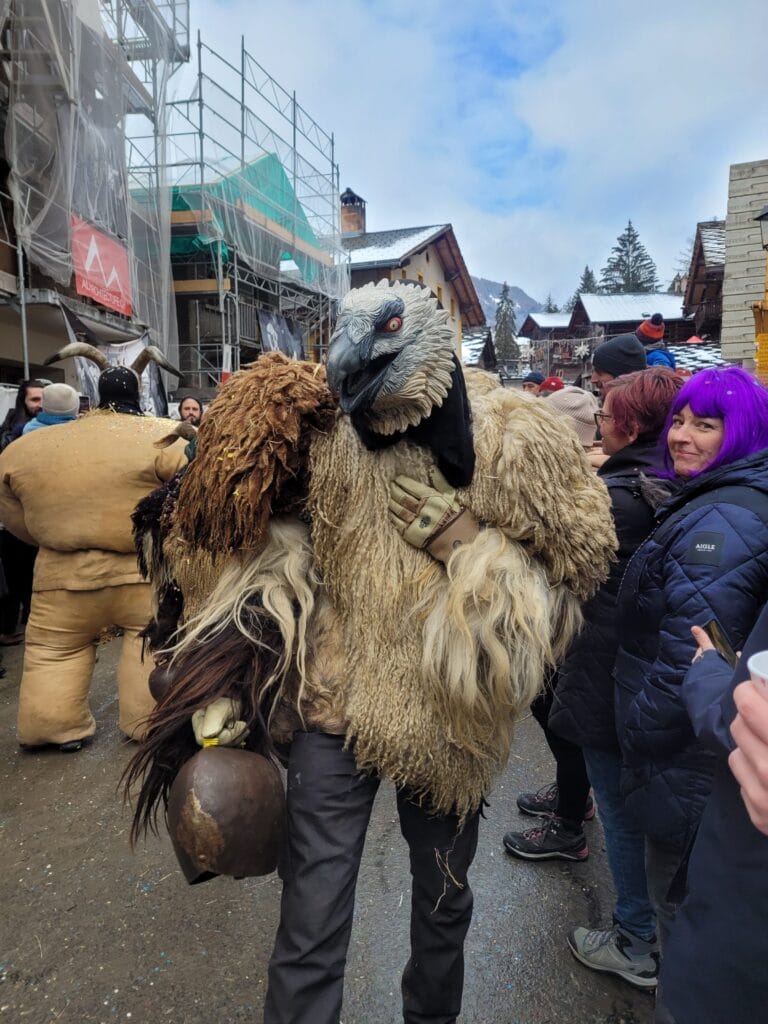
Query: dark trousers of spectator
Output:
[[530, 679, 591, 822], [264, 731, 480, 1024], [0, 529, 36, 633]]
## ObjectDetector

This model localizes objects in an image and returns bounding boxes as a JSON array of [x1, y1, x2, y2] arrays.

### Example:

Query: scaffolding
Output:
[[0, 0, 189, 366], [138, 32, 349, 389]]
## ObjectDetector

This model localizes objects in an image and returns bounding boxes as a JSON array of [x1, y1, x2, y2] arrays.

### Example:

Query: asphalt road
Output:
[[0, 637, 653, 1024]]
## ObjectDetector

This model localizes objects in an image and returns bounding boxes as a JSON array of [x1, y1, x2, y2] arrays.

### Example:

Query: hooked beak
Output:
[[326, 326, 397, 415]]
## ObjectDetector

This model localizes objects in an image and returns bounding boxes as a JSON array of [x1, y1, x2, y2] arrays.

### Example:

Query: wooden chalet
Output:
[[518, 311, 571, 341], [683, 220, 725, 340], [340, 188, 484, 351], [524, 293, 698, 380], [461, 329, 497, 371], [570, 293, 695, 345]]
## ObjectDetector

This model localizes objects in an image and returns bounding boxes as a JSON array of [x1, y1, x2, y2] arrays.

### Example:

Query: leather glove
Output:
[[388, 470, 480, 563], [191, 697, 249, 748]]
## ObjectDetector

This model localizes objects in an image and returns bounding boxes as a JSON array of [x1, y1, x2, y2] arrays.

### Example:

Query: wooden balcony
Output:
[[693, 300, 722, 332]]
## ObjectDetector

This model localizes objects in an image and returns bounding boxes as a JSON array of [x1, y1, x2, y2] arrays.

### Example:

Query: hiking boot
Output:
[[58, 739, 84, 753], [503, 815, 588, 862], [567, 924, 659, 989], [516, 781, 595, 821]]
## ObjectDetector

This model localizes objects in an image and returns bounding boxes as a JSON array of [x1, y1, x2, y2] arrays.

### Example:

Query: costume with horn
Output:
[[127, 282, 617, 1023], [0, 342, 187, 748]]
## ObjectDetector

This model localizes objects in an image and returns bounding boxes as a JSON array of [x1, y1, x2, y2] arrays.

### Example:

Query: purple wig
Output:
[[660, 367, 768, 477]]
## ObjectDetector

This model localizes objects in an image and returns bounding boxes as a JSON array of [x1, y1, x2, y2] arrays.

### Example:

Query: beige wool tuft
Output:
[[466, 386, 615, 601]]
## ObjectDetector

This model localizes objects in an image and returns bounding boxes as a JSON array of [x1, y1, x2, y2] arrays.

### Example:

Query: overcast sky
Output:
[[183, 0, 768, 305]]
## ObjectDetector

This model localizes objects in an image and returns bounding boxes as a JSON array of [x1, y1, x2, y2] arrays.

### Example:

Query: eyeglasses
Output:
[[593, 412, 614, 427]]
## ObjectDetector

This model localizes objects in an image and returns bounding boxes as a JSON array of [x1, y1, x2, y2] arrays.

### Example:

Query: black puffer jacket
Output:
[[548, 437, 664, 750], [614, 448, 768, 847], [662, 604, 768, 1024]]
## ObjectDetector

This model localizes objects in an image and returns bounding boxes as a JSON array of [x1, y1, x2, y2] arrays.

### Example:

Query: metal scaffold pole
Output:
[[240, 36, 246, 166], [16, 241, 29, 379]]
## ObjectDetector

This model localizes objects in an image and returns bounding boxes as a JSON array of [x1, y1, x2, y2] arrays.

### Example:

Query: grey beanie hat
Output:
[[591, 333, 647, 378], [41, 383, 79, 417], [546, 385, 599, 447]]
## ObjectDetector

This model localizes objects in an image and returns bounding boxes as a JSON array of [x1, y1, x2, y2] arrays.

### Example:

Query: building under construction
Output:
[[0, 0, 348, 408], [164, 34, 349, 392]]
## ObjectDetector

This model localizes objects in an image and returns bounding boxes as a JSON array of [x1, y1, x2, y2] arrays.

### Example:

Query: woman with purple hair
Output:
[[611, 367, 768, 982]]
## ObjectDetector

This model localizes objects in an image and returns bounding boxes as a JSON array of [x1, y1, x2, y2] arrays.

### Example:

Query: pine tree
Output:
[[543, 293, 560, 313], [494, 282, 520, 363], [564, 266, 598, 312], [599, 221, 660, 293], [577, 265, 598, 293]]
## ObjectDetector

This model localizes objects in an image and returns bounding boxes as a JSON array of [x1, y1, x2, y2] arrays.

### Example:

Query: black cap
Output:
[[522, 371, 545, 385], [591, 334, 647, 378]]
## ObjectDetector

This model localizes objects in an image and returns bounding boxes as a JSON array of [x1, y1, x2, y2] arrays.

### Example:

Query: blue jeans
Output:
[[583, 747, 656, 940]]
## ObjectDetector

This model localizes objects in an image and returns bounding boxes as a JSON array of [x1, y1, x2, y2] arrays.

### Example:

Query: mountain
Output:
[[471, 276, 541, 329]]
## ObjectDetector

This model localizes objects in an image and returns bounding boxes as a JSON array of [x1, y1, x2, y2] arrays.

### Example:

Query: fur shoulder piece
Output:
[[175, 353, 337, 557], [466, 387, 617, 601], [463, 367, 503, 398]]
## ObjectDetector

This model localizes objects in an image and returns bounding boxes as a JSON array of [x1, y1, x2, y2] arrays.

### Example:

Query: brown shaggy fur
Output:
[[175, 353, 336, 556]]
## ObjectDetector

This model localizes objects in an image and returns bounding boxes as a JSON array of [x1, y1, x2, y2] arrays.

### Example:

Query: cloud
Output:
[[184, 0, 768, 304]]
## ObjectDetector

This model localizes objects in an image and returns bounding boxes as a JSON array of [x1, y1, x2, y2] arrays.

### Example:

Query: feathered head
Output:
[[326, 280, 474, 487], [326, 280, 456, 436]]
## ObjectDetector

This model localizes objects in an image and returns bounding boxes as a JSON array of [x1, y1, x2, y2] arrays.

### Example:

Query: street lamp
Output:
[[753, 206, 768, 380]]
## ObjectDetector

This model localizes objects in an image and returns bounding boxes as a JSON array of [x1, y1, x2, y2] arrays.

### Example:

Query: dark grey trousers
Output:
[[263, 732, 480, 1024]]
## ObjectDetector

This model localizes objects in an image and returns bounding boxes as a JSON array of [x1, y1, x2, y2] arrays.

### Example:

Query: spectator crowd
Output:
[[1, 316, 768, 1024]]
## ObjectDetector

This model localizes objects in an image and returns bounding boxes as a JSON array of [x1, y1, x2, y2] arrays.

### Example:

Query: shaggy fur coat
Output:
[[134, 356, 616, 823]]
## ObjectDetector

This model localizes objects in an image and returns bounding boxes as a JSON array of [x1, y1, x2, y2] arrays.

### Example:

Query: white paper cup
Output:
[[747, 650, 768, 700]]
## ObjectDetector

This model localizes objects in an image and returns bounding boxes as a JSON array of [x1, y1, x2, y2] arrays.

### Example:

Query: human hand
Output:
[[690, 625, 715, 664], [729, 681, 768, 836], [191, 697, 249, 748], [388, 470, 479, 563]]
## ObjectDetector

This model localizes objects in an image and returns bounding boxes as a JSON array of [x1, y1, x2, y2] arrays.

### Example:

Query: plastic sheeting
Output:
[[166, 39, 349, 308], [73, 338, 168, 416], [4, 0, 177, 353]]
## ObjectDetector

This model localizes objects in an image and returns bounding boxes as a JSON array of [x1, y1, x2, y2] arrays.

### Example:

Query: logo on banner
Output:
[[70, 215, 132, 316]]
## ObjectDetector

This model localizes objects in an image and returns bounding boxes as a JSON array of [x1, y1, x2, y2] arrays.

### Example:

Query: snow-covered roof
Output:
[[523, 312, 571, 329], [667, 341, 727, 371], [461, 338, 487, 365], [579, 293, 685, 323], [699, 222, 725, 267], [342, 225, 447, 266]]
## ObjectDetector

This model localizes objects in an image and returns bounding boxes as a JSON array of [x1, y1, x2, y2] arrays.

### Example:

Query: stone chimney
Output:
[[340, 187, 366, 235]]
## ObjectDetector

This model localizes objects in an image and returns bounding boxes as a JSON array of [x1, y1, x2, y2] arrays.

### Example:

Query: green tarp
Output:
[[170, 153, 321, 281]]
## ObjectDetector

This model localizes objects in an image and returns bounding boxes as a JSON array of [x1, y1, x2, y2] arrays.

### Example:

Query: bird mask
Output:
[[326, 280, 475, 487]]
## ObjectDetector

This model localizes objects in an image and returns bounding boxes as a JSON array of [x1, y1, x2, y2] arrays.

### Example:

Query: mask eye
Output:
[[381, 316, 402, 333]]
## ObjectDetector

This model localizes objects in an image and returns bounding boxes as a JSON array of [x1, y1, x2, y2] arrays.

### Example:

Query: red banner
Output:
[[70, 215, 132, 316]]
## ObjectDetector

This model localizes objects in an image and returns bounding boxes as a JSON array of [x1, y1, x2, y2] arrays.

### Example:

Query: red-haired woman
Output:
[[546, 367, 684, 988]]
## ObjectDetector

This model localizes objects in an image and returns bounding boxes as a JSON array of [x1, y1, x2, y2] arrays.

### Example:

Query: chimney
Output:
[[340, 187, 366, 236]]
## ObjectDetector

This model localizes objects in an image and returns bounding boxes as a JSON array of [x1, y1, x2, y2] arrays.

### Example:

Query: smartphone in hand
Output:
[[702, 618, 739, 669]]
